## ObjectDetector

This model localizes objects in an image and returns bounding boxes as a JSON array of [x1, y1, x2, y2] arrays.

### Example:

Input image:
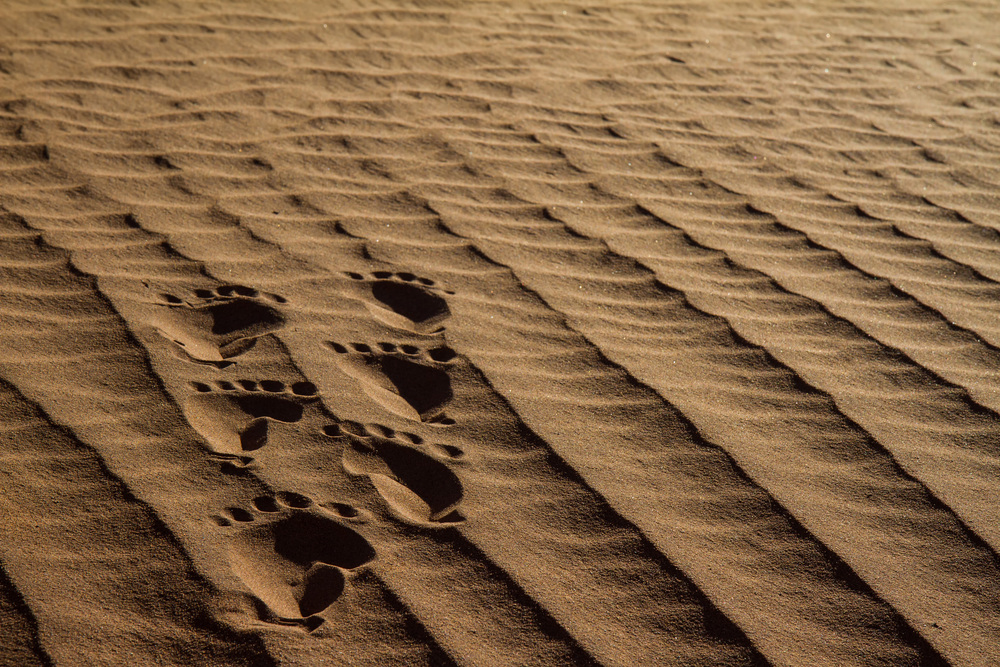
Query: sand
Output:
[[0, 0, 998, 665]]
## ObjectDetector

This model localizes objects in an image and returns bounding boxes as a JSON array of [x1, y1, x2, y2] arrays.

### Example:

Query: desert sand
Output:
[[0, 0, 999, 665]]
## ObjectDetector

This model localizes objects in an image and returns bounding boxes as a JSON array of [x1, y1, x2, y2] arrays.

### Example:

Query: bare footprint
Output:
[[150, 284, 286, 362], [185, 379, 319, 460], [327, 422, 464, 527], [211, 494, 375, 627], [345, 271, 452, 334], [327, 341, 457, 423]]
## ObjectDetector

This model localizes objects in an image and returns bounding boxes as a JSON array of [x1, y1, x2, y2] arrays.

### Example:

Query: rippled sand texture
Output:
[[1, 1, 999, 665]]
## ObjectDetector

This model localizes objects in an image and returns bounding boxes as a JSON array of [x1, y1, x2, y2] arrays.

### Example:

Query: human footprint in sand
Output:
[[185, 379, 319, 462], [212, 494, 375, 628], [344, 271, 452, 334], [150, 284, 286, 362], [327, 341, 457, 423], [330, 422, 465, 527]]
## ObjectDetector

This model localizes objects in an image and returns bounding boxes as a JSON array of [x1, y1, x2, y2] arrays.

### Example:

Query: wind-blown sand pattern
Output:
[[0, 0, 999, 664]]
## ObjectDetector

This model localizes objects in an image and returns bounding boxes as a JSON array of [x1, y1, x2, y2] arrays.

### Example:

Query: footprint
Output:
[[328, 424, 464, 527], [211, 494, 375, 627], [185, 379, 319, 459], [345, 271, 452, 334], [150, 284, 286, 362], [327, 341, 456, 422]]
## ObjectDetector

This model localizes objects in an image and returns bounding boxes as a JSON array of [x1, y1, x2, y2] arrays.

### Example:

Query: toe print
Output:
[[185, 379, 319, 459], [327, 424, 464, 527], [212, 495, 375, 626], [345, 271, 452, 334], [327, 341, 456, 422], [151, 284, 285, 362]]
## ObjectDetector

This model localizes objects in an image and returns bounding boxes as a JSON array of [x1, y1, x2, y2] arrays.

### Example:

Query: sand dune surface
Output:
[[1, 1, 1000, 665]]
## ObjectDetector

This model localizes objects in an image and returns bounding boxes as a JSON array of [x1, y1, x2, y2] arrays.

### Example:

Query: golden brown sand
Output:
[[1, 0, 999, 665]]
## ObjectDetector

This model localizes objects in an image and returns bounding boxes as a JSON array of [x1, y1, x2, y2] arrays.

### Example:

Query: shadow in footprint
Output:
[[346, 272, 450, 334], [370, 281, 450, 333], [219, 501, 375, 625], [151, 285, 285, 362], [341, 435, 463, 526], [185, 380, 318, 458], [328, 343, 452, 422]]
